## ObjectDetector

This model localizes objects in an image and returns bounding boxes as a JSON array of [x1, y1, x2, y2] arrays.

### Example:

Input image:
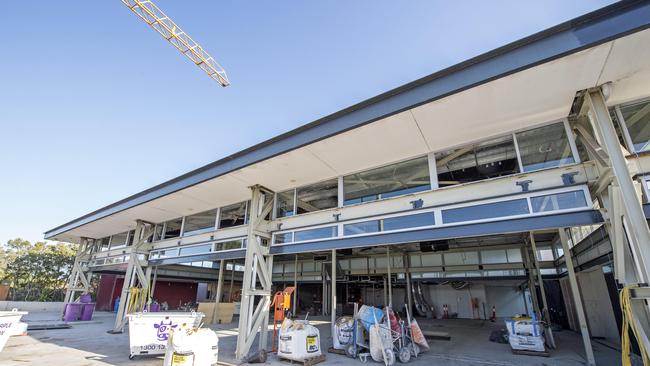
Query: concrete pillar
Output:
[[559, 228, 596, 366]]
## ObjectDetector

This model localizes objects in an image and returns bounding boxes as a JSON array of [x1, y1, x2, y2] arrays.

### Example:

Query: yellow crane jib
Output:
[[121, 0, 230, 87]]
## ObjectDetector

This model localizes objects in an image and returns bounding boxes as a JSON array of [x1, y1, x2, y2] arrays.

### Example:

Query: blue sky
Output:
[[0, 0, 615, 244]]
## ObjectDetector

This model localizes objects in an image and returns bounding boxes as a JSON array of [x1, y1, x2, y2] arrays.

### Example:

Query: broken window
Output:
[[435, 135, 519, 188], [219, 201, 247, 229], [343, 156, 430, 205]]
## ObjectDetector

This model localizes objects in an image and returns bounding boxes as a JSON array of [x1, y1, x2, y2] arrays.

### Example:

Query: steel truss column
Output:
[[235, 185, 275, 360], [62, 237, 94, 318], [559, 228, 596, 366], [111, 220, 155, 333], [585, 88, 650, 283]]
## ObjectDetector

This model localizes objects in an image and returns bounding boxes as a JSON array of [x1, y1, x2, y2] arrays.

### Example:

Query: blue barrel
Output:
[[113, 297, 120, 312]]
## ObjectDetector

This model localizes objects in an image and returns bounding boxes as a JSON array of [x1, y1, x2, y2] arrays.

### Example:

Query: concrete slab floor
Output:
[[0, 311, 638, 366]]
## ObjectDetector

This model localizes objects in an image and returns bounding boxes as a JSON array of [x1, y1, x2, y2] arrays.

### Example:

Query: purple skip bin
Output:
[[79, 303, 95, 321], [63, 303, 83, 322], [79, 294, 92, 303]]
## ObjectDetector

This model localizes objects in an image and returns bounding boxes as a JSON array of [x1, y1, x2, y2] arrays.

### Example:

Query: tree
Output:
[[1, 238, 77, 301]]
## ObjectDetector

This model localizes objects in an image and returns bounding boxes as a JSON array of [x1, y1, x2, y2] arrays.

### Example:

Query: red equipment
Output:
[[271, 286, 295, 352]]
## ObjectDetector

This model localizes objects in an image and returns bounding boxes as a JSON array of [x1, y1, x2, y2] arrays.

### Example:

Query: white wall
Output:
[[0, 301, 64, 312], [485, 285, 528, 318]]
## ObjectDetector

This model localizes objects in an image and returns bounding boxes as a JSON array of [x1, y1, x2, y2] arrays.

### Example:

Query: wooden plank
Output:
[[511, 348, 550, 357]]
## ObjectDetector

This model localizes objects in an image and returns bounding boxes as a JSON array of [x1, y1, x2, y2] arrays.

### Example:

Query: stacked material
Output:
[[278, 318, 322, 362], [505, 317, 545, 352]]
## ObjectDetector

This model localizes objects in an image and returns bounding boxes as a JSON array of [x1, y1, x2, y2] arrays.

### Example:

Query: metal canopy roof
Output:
[[46, 0, 650, 242]]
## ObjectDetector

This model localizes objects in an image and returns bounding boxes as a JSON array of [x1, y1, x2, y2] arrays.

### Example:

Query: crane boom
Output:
[[122, 0, 230, 87]]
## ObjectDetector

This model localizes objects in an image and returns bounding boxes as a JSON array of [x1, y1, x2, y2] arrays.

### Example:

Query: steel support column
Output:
[[213, 259, 225, 323], [405, 255, 413, 315], [529, 232, 555, 348], [386, 247, 392, 308], [235, 185, 274, 360], [559, 228, 596, 366], [292, 255, 298, 317], [585, 88, 650, 282], [111, 220, 155, 333], [331, 249, 337, 336], [63, 237, 93, 318]]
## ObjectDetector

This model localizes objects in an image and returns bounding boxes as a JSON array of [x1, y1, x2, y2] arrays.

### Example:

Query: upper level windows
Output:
[[183, 209, 218, 237], [516, 122, 575, 172], [436, 135, 519, 188], [219, 201, 248, 229], [163, 218, 182, 239], [343, 156, 430, 205], [613, 99, 650, 153], [276, 179, 338, 218], [436, 121, 577, 188]]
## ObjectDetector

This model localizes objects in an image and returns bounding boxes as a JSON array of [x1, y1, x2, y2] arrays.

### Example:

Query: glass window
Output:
[[127, 230, 135, 246], [382, 213, 434, 231], [151, 248, 178, 259], [436, 135, 519, 188], [294, 226, 338, 242], [216, 240, 244, 251], [99, 237, 110, 251], [344, 156, 430, 205], [179, 244, 212, 256], [110, 232, 128, 249], [442, 199, 529, 224], [481, 250, 508, 264], [219, 202, 247, 229], [516, 122, 575, 172], [163, 218, 182, 239], [530, 190, 587, 213], [276, 190, 295, 218], [183, 209, 217, 236], [296, 179, 338, 214], [344, 220, 380, 236], [616, 100, 650, 152], [274, 232, 293, 245], [153, 224, 164, 241]]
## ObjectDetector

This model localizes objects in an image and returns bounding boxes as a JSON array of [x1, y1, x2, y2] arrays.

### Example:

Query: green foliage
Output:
[[1, 238, 77, 302]]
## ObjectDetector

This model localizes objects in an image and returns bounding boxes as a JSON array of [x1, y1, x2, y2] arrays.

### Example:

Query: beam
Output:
[[405, 255, 413, 316], [559, 228, 596, 366], [270, 210, 603, 255]]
